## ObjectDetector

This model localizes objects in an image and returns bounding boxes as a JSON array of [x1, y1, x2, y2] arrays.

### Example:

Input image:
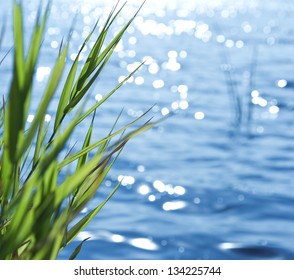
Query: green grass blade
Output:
[[70, 3, 124, 99], [21, 2, 51, 129], [96, 108, 124, 155], [2, 1, 26, 172], [69, 237, 90, 260], [76, 62, 144, 125], [59, 105, 151, 169], [32, 118, 45, 167], [76, 111, 96, 170], [69, 138, 131, 215], [65, 2, 138, 114], [64, 49, 115, 113], [54, 153, 105, 208], [53, 54, 79, 131], [13, 1, 25, 88], [66, 181, 121, 245], [0, 47, 12, 66], [25, 1, 50, 74]]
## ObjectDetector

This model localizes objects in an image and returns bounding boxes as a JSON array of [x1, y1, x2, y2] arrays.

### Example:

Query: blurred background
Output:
[[1, 0, 294, 259]]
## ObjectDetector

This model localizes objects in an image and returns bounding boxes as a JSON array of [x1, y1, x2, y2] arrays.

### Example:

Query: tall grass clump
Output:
[[0, 1, 157, 259]]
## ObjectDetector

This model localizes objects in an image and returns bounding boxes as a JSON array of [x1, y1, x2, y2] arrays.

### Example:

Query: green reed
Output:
[[0, 0, 157, 259]]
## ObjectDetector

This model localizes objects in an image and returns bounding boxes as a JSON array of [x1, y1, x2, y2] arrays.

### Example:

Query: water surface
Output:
[[1, 0, 294, 259]]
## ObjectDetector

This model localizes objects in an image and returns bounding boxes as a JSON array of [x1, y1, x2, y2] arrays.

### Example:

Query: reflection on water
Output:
[[1, 0, 294, 260]]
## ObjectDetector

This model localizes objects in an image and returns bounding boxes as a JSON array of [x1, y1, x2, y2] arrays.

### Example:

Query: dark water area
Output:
[[1, 0, 294, 259]]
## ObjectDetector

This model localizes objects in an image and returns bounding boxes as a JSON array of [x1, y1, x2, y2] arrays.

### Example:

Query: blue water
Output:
[[1, 0, 294, 259]]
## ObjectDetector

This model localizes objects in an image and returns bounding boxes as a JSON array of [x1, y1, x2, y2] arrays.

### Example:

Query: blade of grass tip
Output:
[[93, 137, 127, 175], [13, 239, 31, 258], [76, 137, 128, 207], [0, 47, 12, 66], [54, 19, 99, 132], [13, 1, 25, 88], [73, 0, 122, 87], [54, 15, 99, 120], [58, 36, 64, 55], [65, 2, 145, 116], [54, 150, 106, 209], [19, 142, 34, 179], [63, 141, 78, 160], [83, 126, 154, 194], [105, 113, 165, 155], [108, 0, 145, 31], [25, 0, 50, 76], [90, 16, 133, 70], [69, 237, 90, 260], [0, 219, 11, 233], [105, 0, 145, 46], [70, 144, 123, 211], [67, 2, 132, 105], [96, 107, 125, 155], [76, 111, 96, 170], [66, 180, 121, 245], [27, 120, 50, 177], [92, 139, 125, 193], [67, 28, 111, 107], [107, 1, 127, 27], [64, 47, 115, 113], [53, 46, 78, 132], [32, 116, 46, 167], [72, 19, 107, 91], [75, 61, 144, 125], [58, 103, 151, 169], [69, 14, 112, 102]]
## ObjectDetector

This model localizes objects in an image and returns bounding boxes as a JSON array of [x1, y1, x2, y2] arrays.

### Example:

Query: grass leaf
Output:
[[69, 237, 90, 260]]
